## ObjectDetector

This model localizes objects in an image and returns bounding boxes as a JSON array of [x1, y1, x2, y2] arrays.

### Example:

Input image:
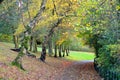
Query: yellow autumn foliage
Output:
[[14, 23, 25, 36], [33, 14, 59, 31], [14, 0, 80, 35]]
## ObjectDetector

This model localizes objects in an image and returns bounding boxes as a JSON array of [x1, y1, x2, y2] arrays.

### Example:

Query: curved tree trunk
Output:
[[40, 19, 62, 61], [12, 32, 29, 70]]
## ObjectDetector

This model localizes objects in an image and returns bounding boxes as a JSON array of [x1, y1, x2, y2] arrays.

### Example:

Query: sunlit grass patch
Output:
[[65, 51, 95, 61]]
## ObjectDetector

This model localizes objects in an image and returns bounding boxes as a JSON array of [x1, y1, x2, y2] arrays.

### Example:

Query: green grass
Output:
[[65, 51, 95, 61]]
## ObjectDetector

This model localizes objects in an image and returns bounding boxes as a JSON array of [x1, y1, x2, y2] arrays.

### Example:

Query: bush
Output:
[[96, 44, 120, 71]]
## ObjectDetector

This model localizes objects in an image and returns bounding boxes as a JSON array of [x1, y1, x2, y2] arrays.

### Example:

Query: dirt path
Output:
[[56, 60, 102, 80]]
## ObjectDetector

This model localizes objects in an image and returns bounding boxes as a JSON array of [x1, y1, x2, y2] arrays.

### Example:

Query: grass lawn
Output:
[[64, 51, 95, 61]]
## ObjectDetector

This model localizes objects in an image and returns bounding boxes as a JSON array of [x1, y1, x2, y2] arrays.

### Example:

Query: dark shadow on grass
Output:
[[10, 48, 20, 52]]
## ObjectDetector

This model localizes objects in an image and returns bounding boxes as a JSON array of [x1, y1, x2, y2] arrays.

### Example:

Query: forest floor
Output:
[[0, 42, 102, 80]]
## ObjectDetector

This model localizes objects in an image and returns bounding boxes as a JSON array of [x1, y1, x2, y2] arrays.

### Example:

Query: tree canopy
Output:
[[0, 0, 120, 79]]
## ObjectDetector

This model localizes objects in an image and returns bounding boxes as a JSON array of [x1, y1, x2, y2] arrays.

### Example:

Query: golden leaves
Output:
[[14, 23, 25, 36], [33, 15, 59, 31]]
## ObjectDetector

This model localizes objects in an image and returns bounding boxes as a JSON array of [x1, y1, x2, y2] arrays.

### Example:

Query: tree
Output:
[[38, 0, 79, 61], [12, 0, 47, 70], [76, 0, 120, 76]]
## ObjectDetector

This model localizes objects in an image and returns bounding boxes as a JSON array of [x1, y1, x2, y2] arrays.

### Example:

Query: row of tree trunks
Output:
[[54, 44, 70, 57]]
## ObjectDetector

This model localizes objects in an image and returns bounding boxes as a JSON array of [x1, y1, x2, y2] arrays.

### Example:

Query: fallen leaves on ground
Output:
[[0, 42, 101, 80]]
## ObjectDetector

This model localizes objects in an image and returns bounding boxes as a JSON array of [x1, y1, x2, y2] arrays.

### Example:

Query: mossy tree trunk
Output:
[[12, 32, 29, 70], [12, 46, 25, 70]]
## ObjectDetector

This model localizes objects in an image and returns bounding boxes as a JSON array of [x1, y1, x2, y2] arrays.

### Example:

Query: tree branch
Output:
[[28, 0, 47, 29]]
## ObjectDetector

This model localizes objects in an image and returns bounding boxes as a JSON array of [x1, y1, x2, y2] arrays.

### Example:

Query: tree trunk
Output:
[[65, 46, 69, 56], [13, 35, 19, 49], [54, 44, 57, 57], [68, 46, 70, 53], [48, 38, 53, 56], [12, 46, 25, 70], [62, 45, 65, 57], [12, 32, 29, 70], [58, 45, 62, 57], [40, 44, 46, 62], [29, 36, 33, 51], [40, 36, 47, 61], [33, 37, 37, 53]]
